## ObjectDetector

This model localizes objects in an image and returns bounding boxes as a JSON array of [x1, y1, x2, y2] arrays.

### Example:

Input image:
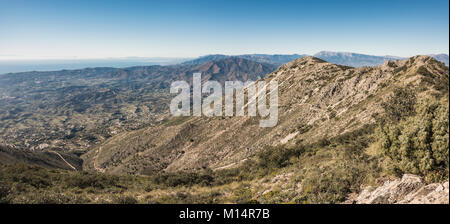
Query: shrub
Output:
[[64, 172, 120, 189], [296, 161, 369, 204], [257, 145, 304, 171], [0, 182, 10, 203], [151, 171, 214, 187], [112, 195, 138, 204], [378, 98, 449, 182], [230, 188, 254, 204], [381, 86, 417, 123]]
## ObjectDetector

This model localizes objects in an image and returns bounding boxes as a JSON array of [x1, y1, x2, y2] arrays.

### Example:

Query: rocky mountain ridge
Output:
[[82, 55, 448, 175], [0, 55, 447, 204], [182, 52, 449, 67]]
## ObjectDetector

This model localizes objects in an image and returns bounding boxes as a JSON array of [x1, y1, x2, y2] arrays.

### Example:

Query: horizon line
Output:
[[0, 51, 449, 61]]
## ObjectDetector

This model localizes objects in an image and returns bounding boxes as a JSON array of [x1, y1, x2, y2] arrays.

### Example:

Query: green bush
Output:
[[378, 98, 449, 182], [0, 182, 10, 203], [381, 86, 417, 123], [257, 145, 304, 171], [151, 171, 214, 187], [213, 160, 258, 184], [64, 172, 121, 189], [296, 164, 366, 204], [230, 188, 254, 204], [112, 195, 138, 204]]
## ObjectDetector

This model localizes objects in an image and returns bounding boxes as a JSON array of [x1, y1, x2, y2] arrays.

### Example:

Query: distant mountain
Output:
[[118, 57, 276, 85], [314, 51, 449, 67], [428, 54, 449, 65], [2, 52, 446, 76], [182, 54, 307, 66], [0, 57, 190, 75], [180, 57, 276, 84], [181, 54, 230, 65], [239, 54, 308, 66], [313, 51, 404, 67]]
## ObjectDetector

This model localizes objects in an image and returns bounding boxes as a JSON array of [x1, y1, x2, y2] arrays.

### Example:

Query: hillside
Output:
[[82, 56, 449, 177], [0, 145, 82, 170]]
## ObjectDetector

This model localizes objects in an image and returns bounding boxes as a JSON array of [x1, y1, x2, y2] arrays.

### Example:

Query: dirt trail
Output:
[[93, 146, 106, 173], [48, 150, 77, 171], [214, 158, 248, 170], [92, 132, 130, 173]]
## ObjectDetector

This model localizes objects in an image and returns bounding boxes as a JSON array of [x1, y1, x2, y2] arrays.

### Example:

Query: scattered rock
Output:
[[348, 174, 449, 204]]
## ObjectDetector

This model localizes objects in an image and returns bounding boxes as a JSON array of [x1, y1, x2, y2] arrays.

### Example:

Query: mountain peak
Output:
[[297, 56, 327, 63], [287, 56, 326, 65], [409, 55, 438, 63], [382, 55, 444, 69], [277, 56, 329, 71]]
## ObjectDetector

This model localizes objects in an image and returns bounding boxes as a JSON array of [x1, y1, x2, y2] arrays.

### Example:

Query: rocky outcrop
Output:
[[349, 174, 449, 204]]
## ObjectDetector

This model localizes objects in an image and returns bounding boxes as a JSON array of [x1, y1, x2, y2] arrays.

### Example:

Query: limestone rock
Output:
[[351, 174, 449, 204]]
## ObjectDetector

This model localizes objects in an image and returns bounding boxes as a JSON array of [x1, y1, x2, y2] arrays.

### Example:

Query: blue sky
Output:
[[0, 0, 448, 59]]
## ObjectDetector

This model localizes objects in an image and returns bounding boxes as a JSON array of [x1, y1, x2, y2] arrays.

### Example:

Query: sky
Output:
[[0, 0, 449, 59]]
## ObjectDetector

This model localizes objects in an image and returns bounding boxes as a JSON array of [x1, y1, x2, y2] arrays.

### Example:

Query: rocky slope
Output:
[[82, 55, 448, 175], [347, 174, 449, 204]]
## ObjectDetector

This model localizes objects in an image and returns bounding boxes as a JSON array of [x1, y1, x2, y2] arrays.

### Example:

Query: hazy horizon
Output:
[[1, 51, 448, 75], [1, 51, 449, 61]]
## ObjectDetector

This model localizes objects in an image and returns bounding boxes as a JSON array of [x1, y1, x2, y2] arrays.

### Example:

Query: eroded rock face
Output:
[[351, 174, 449, 204], [399, 182, 449, 204]]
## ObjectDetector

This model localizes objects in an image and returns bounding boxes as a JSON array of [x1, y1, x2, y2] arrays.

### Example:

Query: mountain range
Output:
[[2, 52, 447, 75], [182, 52, 449, 67], [182, 54, 308, 66], [82, 55, 449, 175], [312, 51, 403, 67], [0, 53, 448, 204]]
